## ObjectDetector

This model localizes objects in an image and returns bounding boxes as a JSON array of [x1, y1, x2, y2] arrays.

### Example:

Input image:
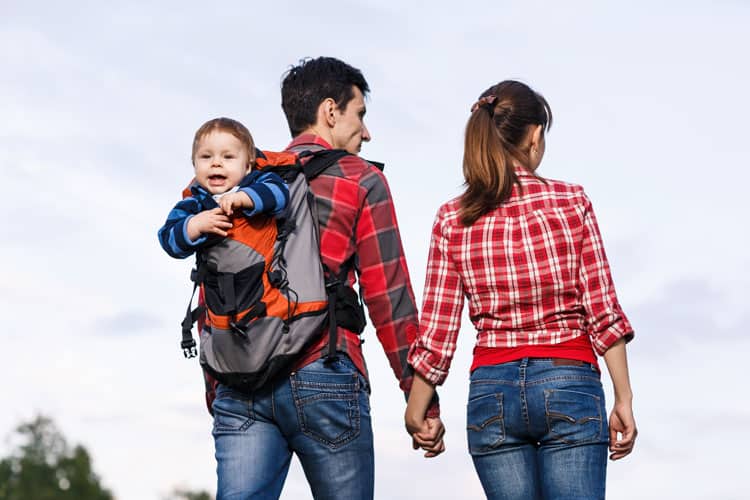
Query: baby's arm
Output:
[[186, 207, 232, 240], [225, 171, 289, 217], [157, 198, 230, 259]]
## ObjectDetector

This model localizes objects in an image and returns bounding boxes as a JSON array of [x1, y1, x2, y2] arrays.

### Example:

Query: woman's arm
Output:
[[603, 338, 637, 460]]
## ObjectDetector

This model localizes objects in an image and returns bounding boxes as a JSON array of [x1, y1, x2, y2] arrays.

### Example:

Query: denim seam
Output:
[[519, 362, 530, 433], [470, 379, 518, 387], [527, 375, 601, 386], [293, 381, 357, 390]]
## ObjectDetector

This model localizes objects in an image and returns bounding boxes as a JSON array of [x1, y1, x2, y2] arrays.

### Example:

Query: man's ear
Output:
[[318, 97, 337, 128]]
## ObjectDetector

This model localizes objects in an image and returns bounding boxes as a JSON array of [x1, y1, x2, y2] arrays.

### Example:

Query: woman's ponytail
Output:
[[458, 81, 552, 226], [459, 104, 516, 226]]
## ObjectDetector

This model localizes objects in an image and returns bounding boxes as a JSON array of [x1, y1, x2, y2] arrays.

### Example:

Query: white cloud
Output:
[[1, 1, 748, 499]]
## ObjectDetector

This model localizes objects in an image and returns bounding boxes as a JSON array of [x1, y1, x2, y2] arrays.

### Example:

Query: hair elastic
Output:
[[470, 95, 498, 114]]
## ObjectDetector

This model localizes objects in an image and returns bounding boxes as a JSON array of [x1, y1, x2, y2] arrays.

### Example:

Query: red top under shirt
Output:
[[408, 165, 633, 386], [472, 335, 599, 372]]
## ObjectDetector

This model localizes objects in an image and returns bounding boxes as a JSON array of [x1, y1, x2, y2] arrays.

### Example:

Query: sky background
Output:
[[1, 1, 748, 498]]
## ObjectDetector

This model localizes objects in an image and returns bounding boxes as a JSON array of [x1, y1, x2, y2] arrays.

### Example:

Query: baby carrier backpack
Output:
[[180, 149, 367, 392]]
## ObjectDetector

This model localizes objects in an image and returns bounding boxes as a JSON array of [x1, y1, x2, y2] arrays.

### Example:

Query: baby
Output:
[[158, 117, 289, 258]]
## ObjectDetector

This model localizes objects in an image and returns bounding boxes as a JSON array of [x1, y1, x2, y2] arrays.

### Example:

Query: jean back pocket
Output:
[[544, 388, 603, 444], [291, 368, 362, 449], [466, 392, 505, 455], [212, 387, 254, 435]]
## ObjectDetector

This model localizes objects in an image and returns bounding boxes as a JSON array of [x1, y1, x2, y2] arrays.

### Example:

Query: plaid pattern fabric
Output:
[[408, 166, 634, 386], [287, 135, 439, 415]]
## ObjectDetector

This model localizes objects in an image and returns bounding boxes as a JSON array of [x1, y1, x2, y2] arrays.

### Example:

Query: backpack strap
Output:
[[298, 149, 350, 361], [181, 265, 207, 358], [300, 149, 350, 181], [300, 150, 376, 362]]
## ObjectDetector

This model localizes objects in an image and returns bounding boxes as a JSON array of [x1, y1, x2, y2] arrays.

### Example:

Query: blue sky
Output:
[[1, 1, 748, 499]]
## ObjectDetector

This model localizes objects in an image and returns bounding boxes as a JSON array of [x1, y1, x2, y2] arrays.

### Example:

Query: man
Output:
[[210, 57, 444, 500]]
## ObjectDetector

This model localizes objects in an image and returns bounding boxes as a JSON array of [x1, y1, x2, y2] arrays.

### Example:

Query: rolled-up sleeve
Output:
[[578, 194, 634, 354], [408, 208, 465, 386]]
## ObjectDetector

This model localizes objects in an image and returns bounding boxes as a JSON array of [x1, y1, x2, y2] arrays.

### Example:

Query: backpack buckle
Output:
[[230, 322, 249, 340], [181, 338, 197, 359], [325, 278, 340, 292]]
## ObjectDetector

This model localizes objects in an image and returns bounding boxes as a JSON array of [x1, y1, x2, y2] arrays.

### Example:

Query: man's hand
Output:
[[405, 372, 444, 458], [187, 207, 232, 239], [405, 410, 446, 458], [413, 417, 446, 458], [219, 191, 254, 216], [609, 402, 637, 460]]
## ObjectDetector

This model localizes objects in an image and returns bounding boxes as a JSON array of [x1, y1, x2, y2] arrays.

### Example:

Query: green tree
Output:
[[0, 415, 113, 500]]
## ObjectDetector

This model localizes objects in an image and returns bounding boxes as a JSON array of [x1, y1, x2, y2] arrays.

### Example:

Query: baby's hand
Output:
[[187, 207, 232, 239], [219, 191, 254, 216]]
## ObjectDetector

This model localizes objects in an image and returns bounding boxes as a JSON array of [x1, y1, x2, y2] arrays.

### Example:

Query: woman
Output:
[[405, 81, 636, 499]]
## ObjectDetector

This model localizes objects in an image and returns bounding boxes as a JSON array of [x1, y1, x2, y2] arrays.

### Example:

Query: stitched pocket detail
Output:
[[292, 372, 361, 449], [212, 390, 254, 435], [545, 389, 602, 444], [466, 392, 505, 455]]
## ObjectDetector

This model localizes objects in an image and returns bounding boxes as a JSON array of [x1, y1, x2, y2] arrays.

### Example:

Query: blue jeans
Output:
[[467, 358, 608, 500], [212, 355, 373, 500]]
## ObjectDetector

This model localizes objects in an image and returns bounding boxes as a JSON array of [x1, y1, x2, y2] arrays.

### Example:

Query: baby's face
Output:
[[193, 131, 251, 195]]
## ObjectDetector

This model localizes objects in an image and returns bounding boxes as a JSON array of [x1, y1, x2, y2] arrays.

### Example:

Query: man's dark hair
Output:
[[281, 57, 370, 137]]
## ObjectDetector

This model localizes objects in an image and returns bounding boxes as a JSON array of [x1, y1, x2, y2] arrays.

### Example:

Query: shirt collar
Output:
[[286, 133, 332, 151], [512, 162, 536, 178]]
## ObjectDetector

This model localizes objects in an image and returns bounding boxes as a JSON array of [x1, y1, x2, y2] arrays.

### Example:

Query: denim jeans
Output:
[[467, 358, 608, 500], [212, 355, 373, 500]]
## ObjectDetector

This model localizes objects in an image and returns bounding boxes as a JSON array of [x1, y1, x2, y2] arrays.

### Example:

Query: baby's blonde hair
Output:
[[192, 117, 256, 167]]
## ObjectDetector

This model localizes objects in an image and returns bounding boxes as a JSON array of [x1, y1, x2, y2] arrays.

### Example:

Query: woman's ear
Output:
[[530, 124, 543, 152]]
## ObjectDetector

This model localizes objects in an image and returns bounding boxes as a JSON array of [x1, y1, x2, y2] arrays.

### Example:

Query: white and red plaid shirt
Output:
[[408, 165, 634, 386]]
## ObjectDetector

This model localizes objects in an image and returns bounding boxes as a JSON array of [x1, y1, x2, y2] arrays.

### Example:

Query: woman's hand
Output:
[[609, 401, 637, 460], [602, 338, 636, 460], [405, 373, 446, 458]]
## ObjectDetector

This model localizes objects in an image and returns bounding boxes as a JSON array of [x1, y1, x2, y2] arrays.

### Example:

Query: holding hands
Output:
[[405, 373, 446, 458]]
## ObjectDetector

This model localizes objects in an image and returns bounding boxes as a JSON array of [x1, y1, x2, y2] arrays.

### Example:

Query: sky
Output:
[[1, 1, 748, 499]]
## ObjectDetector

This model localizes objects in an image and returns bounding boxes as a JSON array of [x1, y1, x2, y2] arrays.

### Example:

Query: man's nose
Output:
[[361, 123, 371, 142]]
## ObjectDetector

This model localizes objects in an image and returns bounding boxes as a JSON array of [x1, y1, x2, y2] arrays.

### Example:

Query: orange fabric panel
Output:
[[227, 214, 277, 257], [256, 150, 299, 169]]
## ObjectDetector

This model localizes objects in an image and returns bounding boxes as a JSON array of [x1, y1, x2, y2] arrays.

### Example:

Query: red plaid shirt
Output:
[[408, 165, 634, 386], [287, 135, 439, 415]]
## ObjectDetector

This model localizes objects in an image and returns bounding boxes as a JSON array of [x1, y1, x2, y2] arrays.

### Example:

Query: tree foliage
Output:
[[0, 415, 113, 500]]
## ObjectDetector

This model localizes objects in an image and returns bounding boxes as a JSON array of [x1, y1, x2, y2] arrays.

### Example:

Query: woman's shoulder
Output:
[[425, 197, 463, 233], [435, 196, 463, 220], [526, 174, 589, 205]]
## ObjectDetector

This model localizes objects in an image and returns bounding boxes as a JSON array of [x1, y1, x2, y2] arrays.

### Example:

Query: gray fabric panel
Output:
[[200, 314, 327, 375], [277, 176, 327, 302], [206, 238, 265, 274]]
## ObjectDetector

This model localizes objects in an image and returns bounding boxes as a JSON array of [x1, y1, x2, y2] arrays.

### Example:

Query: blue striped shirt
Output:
[[158, 170, 289, 259]]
